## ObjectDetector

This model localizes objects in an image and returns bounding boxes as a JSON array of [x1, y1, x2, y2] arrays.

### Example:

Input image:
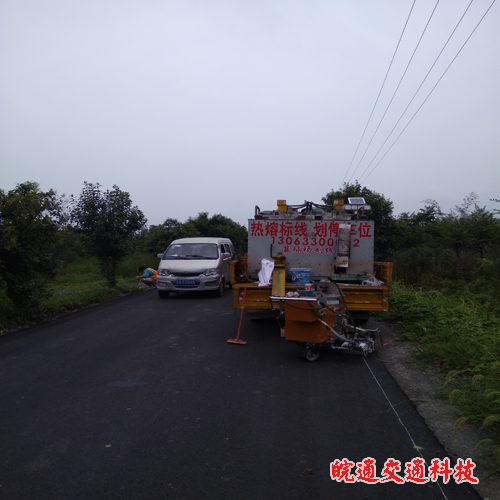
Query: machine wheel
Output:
[[158, 290, 170, 299], [299, 347, 320, 362], [215, 278, 225, 297], [305, 348, 320, 362]]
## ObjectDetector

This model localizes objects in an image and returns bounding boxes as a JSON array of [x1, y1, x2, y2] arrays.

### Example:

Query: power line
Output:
[[359, 0, 497, 184], [356, 0, 476, 182], [347, 0, 441, 185], [340, 0, 417, 188]]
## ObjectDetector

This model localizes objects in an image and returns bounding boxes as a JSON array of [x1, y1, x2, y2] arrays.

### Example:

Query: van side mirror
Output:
[[222, 252, 230, 259], [157, 253, 164, 259]]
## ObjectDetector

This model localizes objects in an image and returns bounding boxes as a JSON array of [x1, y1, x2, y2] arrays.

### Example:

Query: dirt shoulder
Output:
[[370, 317, 500, 500]]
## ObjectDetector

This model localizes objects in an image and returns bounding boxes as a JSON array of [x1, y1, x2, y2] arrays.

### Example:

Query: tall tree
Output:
[[438, 194, 499, 259], [0, 181, 63, 308], [490, 198, 500, 216], [187, 212, 248, 253], [146, 218, 199, 254], [71, 183, 146, 286], [394, 200, 442, 249]]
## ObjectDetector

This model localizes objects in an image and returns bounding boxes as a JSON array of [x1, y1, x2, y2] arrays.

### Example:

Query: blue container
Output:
[[290, 268, 311, 284]]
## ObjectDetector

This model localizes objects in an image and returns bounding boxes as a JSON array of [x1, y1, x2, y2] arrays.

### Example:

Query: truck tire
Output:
[[350, 311, 370, 326]]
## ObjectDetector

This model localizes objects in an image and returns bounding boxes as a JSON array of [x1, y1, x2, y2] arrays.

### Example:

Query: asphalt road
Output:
[[0, 288, 481, 500]]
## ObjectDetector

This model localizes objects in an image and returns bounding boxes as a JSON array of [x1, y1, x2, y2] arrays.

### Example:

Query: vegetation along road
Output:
[[0, 289, 482, 500]]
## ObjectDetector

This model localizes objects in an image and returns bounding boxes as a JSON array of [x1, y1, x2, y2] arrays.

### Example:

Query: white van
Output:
[[156, 237, 236, 298]]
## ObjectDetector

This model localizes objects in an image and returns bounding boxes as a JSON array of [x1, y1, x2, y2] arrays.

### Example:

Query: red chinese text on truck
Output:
[[230, 199, 393, 324]]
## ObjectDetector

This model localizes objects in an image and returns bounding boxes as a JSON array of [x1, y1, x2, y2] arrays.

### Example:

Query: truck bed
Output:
[[230, 262, 392, 312], [231, 282, 390, 311]]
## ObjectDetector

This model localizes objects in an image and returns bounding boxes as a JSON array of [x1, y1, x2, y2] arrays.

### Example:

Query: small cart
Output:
[[270, 283, 378, 361]]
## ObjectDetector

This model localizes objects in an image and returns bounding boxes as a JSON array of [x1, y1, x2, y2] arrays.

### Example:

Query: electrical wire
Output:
[[340, 0, 417, 188], [355, 0, 476, 183], [347, 0, 441, 185], [363, 357, 450, 500], [359, 0, 496, 184]]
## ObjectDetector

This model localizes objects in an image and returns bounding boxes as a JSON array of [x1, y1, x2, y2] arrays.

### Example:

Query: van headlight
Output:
[[202, 268, 218, 276], [158, 269, 172, 276]]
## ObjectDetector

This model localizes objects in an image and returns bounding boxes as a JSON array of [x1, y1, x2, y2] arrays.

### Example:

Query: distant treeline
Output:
[[323, 183, 500, 311], [0, 181, 248, 309], [1, 180, 499, 311]]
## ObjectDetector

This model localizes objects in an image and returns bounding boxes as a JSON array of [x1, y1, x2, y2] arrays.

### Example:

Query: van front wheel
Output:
[[215, 278, 225, 297], [158, 291, 170, 299]]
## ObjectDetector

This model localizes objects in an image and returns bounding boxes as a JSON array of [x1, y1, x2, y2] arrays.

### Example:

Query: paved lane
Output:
[[0, 290, 480, 499]]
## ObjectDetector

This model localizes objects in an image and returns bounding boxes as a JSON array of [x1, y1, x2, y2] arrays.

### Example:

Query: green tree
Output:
[[392, 194, 500, 286], [388, 201, 444, 285], [436, 194, 498, 260], [393, 200, 442, 249], [145, 218, 199, 254], [467, 206, 498, 259], [0, 181, 63, 308], [70, 183, 146, 287], [187, 212, 248, 253], [490, 198, 500, 216], [323, 182, 395, 259]]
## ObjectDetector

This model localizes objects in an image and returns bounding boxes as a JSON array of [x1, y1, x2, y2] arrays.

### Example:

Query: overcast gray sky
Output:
[[1, 0, 499, 227]]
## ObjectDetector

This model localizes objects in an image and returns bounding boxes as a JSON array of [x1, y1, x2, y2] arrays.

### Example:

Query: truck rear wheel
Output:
[[350, 311, 370, 326]]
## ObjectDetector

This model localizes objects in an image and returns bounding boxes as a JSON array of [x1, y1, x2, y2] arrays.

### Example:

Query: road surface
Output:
[[0, 289, 481, 499]]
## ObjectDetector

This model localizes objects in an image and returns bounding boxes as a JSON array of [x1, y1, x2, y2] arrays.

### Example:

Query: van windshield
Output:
[[163, 243, 219, 260]]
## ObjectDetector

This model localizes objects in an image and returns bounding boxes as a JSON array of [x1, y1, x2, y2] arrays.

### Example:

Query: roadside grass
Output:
[[383, 282, 500, 476], [0, 252, 160, 334]]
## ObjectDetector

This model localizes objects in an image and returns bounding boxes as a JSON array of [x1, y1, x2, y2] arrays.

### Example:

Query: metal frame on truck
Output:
[[231, 200, 393, 319]]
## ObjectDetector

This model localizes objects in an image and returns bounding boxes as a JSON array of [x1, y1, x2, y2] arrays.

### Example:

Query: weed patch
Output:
[[384, 282, 500, 475], [0, 255, 148, 334]]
